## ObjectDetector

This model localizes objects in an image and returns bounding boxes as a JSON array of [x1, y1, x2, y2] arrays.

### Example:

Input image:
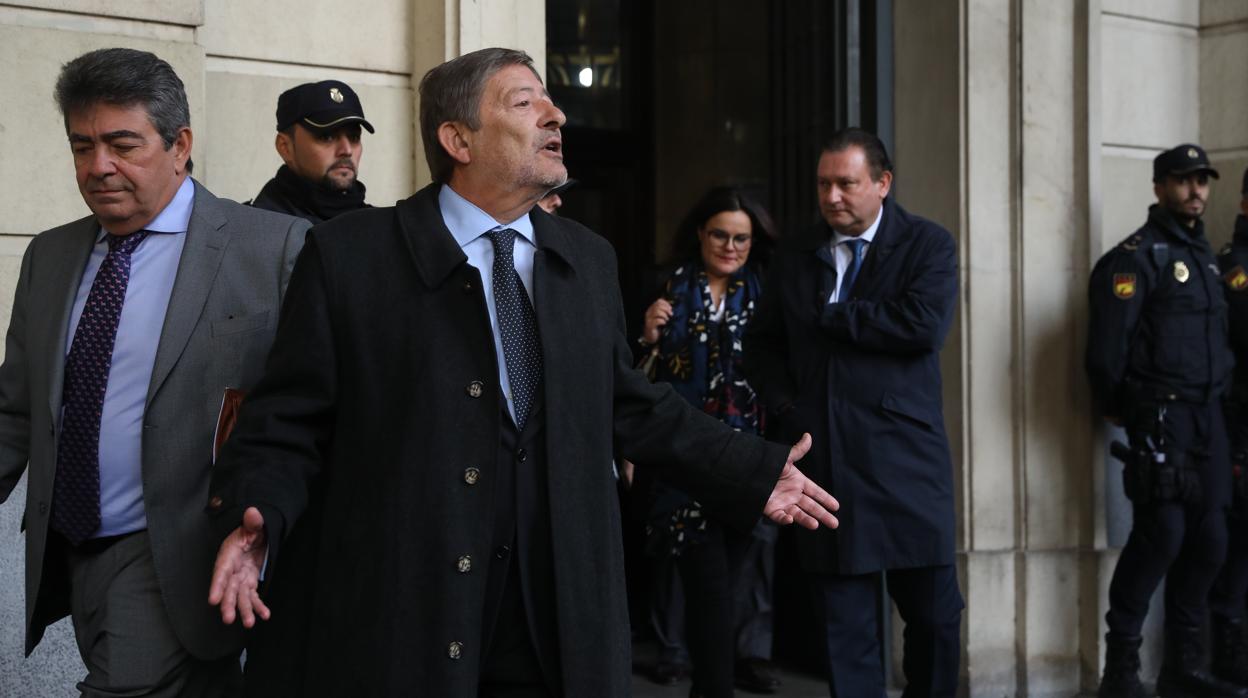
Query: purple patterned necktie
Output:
[[487, 228, 542, 430], [52, 230, 149, 545]]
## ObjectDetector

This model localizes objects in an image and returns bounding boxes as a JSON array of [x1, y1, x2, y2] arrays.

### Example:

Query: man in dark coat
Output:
[[249, 80, 373, 224], [744, 128, 962, 697], [204, 48, 840, 698]]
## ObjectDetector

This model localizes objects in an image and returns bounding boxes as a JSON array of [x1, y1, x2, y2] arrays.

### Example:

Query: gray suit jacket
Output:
[[0, 179, 308, 657]]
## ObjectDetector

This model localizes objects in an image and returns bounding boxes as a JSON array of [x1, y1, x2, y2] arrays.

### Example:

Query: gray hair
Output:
[[418, 48, 538, 184], [55, 48, 193, 173]]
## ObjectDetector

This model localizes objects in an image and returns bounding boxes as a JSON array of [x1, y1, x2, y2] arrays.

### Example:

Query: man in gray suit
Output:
[[0, 48, 307, 696]]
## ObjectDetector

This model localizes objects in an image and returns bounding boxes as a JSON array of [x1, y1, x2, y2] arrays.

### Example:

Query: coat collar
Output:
[[807, 197, 905, 270], [396, 184, 581, 289]]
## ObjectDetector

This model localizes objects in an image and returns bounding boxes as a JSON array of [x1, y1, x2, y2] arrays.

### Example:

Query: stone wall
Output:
[[893, 0, 1248, 694]]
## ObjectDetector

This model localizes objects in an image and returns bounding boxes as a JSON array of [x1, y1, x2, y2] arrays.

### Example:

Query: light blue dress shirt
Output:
[[438, 184, 536, 424], [64, 177, 192, 537], [827, 205, 883, 303]]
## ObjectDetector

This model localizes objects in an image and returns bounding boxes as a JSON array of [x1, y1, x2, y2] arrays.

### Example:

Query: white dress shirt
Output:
[[827, 205, 883, 303], [437, 184, 537, 424]]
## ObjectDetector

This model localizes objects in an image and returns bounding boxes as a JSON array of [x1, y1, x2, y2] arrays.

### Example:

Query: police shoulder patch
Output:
[[1226, 265, 1248, 292], [1113, 273, 1136, 299]]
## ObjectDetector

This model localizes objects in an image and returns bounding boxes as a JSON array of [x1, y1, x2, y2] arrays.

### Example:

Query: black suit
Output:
[[209, 183, 789, 697], [745, 197, 962, 696]]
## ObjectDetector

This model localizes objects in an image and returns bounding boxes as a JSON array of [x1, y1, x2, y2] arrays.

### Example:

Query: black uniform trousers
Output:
[[811, 565, 962, 698], [1107, 399, 1231, 636], [479, 396, 562, 698], [1211, 398, 1248, 623]]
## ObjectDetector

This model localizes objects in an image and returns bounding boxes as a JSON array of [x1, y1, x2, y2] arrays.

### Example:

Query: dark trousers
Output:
[[811, 565, 962, 698], [1211, 394, 1248, 623], [1107, 400, 1231, 636], [650, 520, 777, 665], [60, 530, 242, 697], [1210, 504, 1248, 622], [480, 557, 555, 698], [674, 526, 736, 698]]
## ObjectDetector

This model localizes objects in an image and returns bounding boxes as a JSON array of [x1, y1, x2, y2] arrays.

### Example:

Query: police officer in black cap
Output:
[[1088, 144, 1246, 697], [1211, 166, 1248, 689], [250, 80, 374, 224]]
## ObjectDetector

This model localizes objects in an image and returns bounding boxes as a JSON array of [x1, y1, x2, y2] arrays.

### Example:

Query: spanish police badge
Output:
[[1113, 273, 1136, 299], [1174, 260, 1190, 283], [1227, 265, 1248, 292]]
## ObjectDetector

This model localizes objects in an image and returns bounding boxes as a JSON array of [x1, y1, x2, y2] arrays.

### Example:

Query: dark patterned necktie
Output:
[[487, 228, 543, 430], [52, 230, 149, 545], [840, 238, 868, 299]]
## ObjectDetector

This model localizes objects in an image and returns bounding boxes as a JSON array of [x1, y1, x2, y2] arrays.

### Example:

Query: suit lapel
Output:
[[146, 180, 229, 407], [849, 198, 902, 300], [45, 217, 100, 426], [529, 211, 579, 439]]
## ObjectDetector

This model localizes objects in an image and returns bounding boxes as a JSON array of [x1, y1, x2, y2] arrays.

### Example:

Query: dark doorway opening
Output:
[[546, 0, 893, 681]]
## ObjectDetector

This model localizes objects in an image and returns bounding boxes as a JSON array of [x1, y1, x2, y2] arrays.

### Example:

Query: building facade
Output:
[[0, 0, 1245, 695]]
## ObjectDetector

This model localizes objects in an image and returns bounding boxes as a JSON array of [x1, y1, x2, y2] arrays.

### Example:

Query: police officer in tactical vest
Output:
[[1088, 144, 1246, 698], [1211, 166, 1248, 689]]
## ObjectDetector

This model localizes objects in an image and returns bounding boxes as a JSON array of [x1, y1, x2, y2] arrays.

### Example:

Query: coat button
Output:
[[516, 448, 527, 463], [456, 555, 472, 573], [208, 496, 224, 510], [495, 545, 510, 559], [447, 641, 463, 660], [463, 467, 480, 485], [467, 381, 484, 399], [462, 281, 474, 293]]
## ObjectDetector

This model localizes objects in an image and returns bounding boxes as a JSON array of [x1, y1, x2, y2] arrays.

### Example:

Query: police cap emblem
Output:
[[329, 87, 344, 103]]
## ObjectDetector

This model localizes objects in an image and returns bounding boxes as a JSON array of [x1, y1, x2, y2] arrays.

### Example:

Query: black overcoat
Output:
[[209, 184, 788, 696], [744, 197, 958, 575]]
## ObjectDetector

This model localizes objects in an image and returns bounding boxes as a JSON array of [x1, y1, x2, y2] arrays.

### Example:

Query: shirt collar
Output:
[[438, 184, 536, 249], [97, 176, 195, 242], [831, 204, 883, 247]]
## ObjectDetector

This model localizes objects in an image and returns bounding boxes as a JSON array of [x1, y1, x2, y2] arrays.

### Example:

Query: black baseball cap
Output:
[[1152, 143, 1219, 182], [276, 80, 375, 134]]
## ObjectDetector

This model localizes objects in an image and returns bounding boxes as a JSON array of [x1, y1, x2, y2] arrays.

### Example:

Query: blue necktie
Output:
[[839, 238, 868, 300], [487, 228, 543, 430], [52, 230, 149, 545]]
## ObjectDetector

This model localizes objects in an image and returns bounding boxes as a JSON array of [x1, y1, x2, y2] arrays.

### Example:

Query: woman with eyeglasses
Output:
[[634, 186, 778, 698]]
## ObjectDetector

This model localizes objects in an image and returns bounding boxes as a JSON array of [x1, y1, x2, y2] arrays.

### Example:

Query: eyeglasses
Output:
[[707, 229, 753, 248]]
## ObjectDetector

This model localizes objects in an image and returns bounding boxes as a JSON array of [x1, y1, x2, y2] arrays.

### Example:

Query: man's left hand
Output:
[[763, 433, 839, 529]]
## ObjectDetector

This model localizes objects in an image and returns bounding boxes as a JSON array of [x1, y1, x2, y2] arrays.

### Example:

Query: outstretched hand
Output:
[[208, 506, 271, 628], [763, 433, 840, 530]]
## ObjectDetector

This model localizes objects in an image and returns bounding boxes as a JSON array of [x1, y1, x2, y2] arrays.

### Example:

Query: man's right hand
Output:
[[208, 506, 271, 628]]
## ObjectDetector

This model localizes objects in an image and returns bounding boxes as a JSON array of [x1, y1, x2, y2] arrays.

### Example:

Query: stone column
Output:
[[894, 0, 1097, 694]]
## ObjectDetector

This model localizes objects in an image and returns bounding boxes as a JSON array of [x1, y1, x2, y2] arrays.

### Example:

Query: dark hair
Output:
[[55, 48, 193, 173], [671, 186, 777, 271], [418, 48, 539, 184], [822, 127, 891, 182]]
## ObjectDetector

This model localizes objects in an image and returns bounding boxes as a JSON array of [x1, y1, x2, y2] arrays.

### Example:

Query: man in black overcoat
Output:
[[744, 128, 962, 697], [203, 48, 840, 698]]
